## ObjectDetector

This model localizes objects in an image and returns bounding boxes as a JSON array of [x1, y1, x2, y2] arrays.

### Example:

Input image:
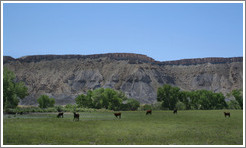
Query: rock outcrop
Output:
[[3, 53, 243, 105], [159, 57, 243, 65], [5, 53, 155, 64]]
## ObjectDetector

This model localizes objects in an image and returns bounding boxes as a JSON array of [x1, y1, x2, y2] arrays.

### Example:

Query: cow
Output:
[[114, 112, 121, 119], [173, 109, 177, 114], [224, 112, 230, 118], [146, 110, 152, 115], [57, 112, 64, 118], [73, 112, 79, 121]]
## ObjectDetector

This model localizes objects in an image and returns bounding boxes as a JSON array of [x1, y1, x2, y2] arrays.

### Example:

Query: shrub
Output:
[[37, 95, 55, 108], [227, 100, 241, 109], [143, 104, 152, 110], [120, 99, 140, 111], [4, 108, 17, 114], [126, 99, 140, 111], [56, 105, 63, 112], [151, 102, 163, 110], [65, 104, 76, 108], [231, 89, 243, 109], [75, 88, 140, 111], [43, 107, 57, 112], [175, 101, 186, 110]]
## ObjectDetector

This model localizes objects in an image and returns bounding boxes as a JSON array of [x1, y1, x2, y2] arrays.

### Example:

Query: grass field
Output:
[[3, 110, 243, 145]]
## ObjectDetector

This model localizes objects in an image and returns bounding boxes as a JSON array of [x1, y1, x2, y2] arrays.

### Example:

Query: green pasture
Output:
[[3, 110, 243, 145]]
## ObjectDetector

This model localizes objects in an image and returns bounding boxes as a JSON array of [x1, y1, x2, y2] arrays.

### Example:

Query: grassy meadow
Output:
[[3, 110, 243, 145]]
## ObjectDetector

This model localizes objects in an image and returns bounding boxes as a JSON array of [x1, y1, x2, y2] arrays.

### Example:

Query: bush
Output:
[[65, 104, 76, 108], [62, 104, 77, 112], [56, 105, 63, 112], [43, 107, 57, 112], [4, 108, 17, 114], [3, 106, 115, 113], [227, 100, 241, 109], [120, 99, 140, 111], [37, 95, 55, 108], [143, 104, 152, 110], [151, 102, 163, 110], [4, 106, 45, 114], [175, 101, 186, 110], [127, 99, 140, 111], [232, 89, 243, 109], [75, 88, 140, 111]]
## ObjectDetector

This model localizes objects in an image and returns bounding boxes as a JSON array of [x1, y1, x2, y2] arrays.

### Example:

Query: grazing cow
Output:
[[173, 109, 177, 114], [114, 113, 121, 119], [73, 112, 79, 121], [224, 112, 230, 117], [146, 110, 152, 115], [57, 112, 64, 118]]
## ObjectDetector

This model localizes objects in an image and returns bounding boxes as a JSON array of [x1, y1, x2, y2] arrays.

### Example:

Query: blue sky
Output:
[[3, 3, 243, 61]]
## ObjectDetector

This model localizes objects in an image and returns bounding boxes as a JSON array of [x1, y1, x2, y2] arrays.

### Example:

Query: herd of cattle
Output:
[[56, 110, 231, 121]]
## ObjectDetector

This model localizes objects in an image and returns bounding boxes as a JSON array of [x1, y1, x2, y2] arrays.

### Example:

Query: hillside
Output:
[[3, 53, 243, 105]]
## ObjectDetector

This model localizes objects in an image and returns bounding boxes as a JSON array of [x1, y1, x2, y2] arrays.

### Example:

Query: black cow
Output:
[[73, 112, 79, 121], [173, 109, 177, 114], [224, 112, 230, 117], [57, 112, 64, 118]]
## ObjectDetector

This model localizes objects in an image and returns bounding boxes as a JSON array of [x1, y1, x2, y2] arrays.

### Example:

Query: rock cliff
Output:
[[3, 53, 243, 105]]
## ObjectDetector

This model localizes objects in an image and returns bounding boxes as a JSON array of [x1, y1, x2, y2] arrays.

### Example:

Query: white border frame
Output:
[[1, 1, 245, 147]]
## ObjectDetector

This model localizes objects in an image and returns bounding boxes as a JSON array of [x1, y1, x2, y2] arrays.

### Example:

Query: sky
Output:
[[3, 2, 244, 61]]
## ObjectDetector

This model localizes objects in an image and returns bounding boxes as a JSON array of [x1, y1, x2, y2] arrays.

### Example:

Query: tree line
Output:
[[75, 88, 140, 111], [157, 84, 243, 110]]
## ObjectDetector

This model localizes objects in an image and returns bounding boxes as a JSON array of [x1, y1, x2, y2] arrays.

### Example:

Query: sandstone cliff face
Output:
[[3, 53, 243, 105]]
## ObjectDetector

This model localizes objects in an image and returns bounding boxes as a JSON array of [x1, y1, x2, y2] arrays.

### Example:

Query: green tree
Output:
[[91, 88, 104, 109], [189, 91, 201, 109], [108, 96, 122, 111], [157, 84, 180, 110], [232, 89, 243, 109], [37, 95, 55, 108], [189, 90, 227, 110], [178, 91, 191, 109], [75, 94, 93, 108], [198, 90, 212, 110], [103, 88, 117, 109], [56, 105, 63, 112], [125, 98, 140, 111], [157, 84, 228, 110], [212, 92, 227, 109], [3, 67, 28, 109], [227, 100, 241, 109], [175, 101, 186, 110]]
